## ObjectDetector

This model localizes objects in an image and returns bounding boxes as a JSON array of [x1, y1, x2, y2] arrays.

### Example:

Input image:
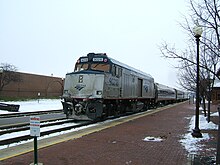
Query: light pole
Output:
[[192, 23, 203, 138]]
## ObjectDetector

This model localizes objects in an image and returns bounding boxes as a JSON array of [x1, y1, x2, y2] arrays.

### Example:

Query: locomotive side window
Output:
[[75, 63, 89, 72], [112, 65, 116, 76], [91, 63, 110, 72], [115, 66, 119, 77], [112, 65, 121, 77], [118, 67, 122, 77]]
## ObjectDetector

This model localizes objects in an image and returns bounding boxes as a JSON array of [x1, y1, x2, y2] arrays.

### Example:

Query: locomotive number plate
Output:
[[93, 58, 103, 62]]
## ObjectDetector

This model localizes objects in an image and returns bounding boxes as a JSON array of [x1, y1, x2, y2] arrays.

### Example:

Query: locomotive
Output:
[[62, 53, 187, 120]]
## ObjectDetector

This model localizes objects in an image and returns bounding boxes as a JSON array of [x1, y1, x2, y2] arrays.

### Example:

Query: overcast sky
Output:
[[0, 0, 189, 87]]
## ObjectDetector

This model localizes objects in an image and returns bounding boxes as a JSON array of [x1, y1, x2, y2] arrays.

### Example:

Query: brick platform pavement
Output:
[[0, 102, 218, 165]]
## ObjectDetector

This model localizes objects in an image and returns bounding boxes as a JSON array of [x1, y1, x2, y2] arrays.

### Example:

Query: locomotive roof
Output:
[[82, 53, 153, 79], [108, 57, 153, 79], [155, 83, 175, 91]]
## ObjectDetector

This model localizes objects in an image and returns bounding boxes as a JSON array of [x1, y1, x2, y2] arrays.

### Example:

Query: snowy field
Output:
[[0, 100, 219, 157], [0, 99, 63, 114]]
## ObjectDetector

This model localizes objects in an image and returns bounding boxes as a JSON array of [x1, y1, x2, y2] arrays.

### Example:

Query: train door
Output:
[[138, 78, 142, 97]]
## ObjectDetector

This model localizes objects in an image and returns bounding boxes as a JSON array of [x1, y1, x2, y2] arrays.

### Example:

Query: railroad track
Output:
[[0, 120, 93, 146], [0, 109, 63, 118], [0, 118, 76, 135]]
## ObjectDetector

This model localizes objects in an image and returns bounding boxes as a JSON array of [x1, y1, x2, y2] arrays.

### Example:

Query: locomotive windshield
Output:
[[74, 56, 110, 72], [91, 63, 110, 72], [75, 63, 89, 72]]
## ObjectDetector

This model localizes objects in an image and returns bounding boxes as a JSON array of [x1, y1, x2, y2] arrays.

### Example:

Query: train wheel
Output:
[[114, 110, 120, 117], [66, 111, 70, 119]]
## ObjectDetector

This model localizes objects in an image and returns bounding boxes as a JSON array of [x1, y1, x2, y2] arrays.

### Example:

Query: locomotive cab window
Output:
[[75, 63, 89, 72], [91, 63, 110, 72]]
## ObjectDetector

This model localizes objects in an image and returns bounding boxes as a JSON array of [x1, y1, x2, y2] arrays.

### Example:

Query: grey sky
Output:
[[0, 0, 188, 87]]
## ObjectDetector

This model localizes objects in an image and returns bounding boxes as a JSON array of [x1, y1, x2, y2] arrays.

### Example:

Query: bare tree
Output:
[[160, 0, 219, 119], [0, 63, 22, 93], [160, 0, 220, 91]]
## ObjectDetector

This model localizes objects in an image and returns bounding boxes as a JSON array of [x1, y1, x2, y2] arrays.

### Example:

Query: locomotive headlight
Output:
[[64, 90, 69, 94], [96, 91, 102, 95]]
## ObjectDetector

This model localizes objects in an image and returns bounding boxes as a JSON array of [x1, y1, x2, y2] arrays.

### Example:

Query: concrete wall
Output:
[[0, 72, 64, 98]]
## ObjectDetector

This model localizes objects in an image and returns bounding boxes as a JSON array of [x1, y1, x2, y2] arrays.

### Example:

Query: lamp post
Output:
[[192, 24, 203, 138]]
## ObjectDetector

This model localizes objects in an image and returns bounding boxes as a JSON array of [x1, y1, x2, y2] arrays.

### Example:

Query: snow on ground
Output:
[[0, 99, 63, 114], [211, 112, 219, 117], [143, 136, 164, 142], [180, 107, 219, 155]]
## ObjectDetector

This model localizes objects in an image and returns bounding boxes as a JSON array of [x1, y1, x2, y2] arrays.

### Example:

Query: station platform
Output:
[[0, 101, 218, 165]]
